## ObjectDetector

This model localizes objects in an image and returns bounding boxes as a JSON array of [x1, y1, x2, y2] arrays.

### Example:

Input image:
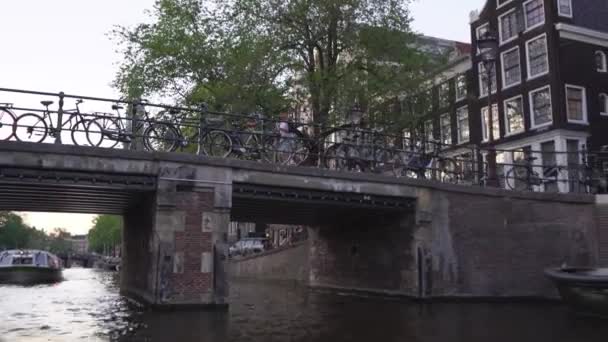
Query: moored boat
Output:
[[0, 250, 63, 284], [545, 267, 608, 317]]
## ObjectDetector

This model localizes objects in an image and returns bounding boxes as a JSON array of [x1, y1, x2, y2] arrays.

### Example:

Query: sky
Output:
[[0, 0, 485, 234]]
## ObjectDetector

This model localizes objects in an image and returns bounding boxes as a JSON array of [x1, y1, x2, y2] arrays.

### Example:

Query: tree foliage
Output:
[[0, 212, 70, 253], [88, 215, 122, 254], [113, 0, 440, 129]]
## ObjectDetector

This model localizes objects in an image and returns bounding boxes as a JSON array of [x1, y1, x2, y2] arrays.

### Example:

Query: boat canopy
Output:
[[0, 250, 60, 268]]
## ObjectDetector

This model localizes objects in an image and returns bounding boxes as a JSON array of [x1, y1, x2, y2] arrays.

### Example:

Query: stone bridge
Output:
[[0, 141, 601, 307]]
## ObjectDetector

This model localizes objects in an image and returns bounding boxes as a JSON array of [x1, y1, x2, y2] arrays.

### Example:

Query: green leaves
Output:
[[88, 215, 122, 254], [114, 0, 438, 132]]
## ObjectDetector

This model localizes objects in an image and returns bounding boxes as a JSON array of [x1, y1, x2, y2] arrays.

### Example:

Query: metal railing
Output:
[[1, 87, 607, 194]]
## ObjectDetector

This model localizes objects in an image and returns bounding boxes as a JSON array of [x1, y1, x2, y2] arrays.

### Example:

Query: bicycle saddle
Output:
[[40, 100, 54, 107], [112, 104, 124, 110]]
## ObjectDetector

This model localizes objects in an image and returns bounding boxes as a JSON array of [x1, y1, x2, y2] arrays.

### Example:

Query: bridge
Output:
[[0, 88, 604, 308]]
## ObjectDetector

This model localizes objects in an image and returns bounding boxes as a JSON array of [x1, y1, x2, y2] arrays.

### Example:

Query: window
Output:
[[481, 105, 499, 142], [565, 85, 587, 123], [529, 86, 552, 128], [504, 96, 525, 135], [526, 35, 549, 79], [478, 62, 497, 97], [424, 120, 434, 143], [440, 113, 451, 145], [501, 47, 521, 88], [541, 141, 558, 193], [476, 23, 489, 40], [499, 9, 520, 44], [456, 106, 469, 143], [476, 23, 489, 55], [438, 82, 450, 108], [558, 0, 573, 18], [456, 75, 467, 100], [600, 93, 608, 116], [596, 51, 607, 72], [524, 0, 545, 30]]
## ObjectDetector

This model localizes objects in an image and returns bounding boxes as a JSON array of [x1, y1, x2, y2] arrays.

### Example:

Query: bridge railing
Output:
[[1, 87, 606, 194]]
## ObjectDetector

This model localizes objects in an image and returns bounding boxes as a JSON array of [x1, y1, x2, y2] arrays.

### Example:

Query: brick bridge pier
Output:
[[0, 142, 602, 307]]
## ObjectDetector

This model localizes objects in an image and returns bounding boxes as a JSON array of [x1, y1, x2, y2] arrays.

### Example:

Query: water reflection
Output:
[[1, 269, 607, 341]]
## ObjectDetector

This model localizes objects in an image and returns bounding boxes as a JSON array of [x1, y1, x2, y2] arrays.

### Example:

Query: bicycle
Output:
[[322, 125, 390, 173], [0, 103, 17, 140], [12, 99, 102, 146], [391, 142, 459, 183], [505, 156, 564, 191]]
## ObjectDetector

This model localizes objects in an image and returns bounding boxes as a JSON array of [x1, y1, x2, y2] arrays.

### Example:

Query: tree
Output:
[[0, 212, 30, 249], [88, 215, 123, 255], [48, 228, 72, 254], [113, 0, 439, 130]]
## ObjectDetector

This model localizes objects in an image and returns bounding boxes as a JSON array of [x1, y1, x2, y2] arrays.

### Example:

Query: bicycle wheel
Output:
[[89, 117, 120, 149], [506, 166, 529, 191], [143, 123, 180, 152], [72, 120, 103, 147], [323, 144, 348, 171], [13, 113, 48, 143], [438, 158, 458, 184], [201, 130, 232, 158], [243, 133, 273, 162], [0, 108, 16, 140]]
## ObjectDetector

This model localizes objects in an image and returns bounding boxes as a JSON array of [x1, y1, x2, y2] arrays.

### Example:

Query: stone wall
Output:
[[228, 241, 310, 282], [309, 187, 598, 299]]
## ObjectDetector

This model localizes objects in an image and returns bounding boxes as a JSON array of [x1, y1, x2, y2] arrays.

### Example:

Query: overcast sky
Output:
[[0, 0, 485, 235]]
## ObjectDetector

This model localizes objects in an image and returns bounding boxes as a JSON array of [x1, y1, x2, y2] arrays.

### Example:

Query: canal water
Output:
[[1, 268, 607, 342]]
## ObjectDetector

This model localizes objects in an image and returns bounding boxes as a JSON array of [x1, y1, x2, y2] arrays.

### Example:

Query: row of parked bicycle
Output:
[[0, 99, 463, 178]]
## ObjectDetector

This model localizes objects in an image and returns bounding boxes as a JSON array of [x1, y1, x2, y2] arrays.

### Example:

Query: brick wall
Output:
[[167, 191, 214, 302]]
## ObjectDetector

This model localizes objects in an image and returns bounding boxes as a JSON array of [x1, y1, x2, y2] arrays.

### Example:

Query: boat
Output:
[[0, 250, 63, 284], [545, 267, 608, 317]]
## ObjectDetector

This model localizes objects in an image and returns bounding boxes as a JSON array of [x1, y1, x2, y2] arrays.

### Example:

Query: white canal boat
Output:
[[0, 250, 63, 284]]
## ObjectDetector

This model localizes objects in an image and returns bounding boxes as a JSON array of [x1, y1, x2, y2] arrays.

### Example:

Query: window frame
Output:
[[525, 33, 549, 80], [478, 62, 497, 98], [497, 0, 515, 9], [503, 94, 526, 136], [529, 85, 553, 129], [596, 51, 607, 72], [498, 8, 519, 45], [481, 104, 500, 143], [501, 46, 522, 89], [455, 74, 467, 101], [456, 106, 470, 144], [565, 84, 588, 124], [600, 93, 608, 116], [523, 0, 546, 32], [440, 113, 451, 145], [424, 120, 434, 143], [557, 0, 573, 18], [438, 82, 450, 108], [476, 23, 490, 55]]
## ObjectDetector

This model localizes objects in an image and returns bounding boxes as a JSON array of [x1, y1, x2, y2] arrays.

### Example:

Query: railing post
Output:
[[128, 98, 145, 151], [197, 103, 208, 156], [55, 92, 64, 144]]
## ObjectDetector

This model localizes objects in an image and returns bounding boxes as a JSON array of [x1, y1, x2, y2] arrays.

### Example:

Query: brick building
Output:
[[405, 0, 608, 192]]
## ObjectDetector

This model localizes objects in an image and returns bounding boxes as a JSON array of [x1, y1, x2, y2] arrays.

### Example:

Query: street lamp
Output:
[[477, 30, 499, 187]]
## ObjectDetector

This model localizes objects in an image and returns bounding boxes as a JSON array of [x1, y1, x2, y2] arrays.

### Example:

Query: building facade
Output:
[[414, 0, 608, 192]]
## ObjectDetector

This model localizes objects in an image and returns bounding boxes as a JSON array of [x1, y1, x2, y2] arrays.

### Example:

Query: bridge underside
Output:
[[231, 183, 416, 225], [0, 167, 155, 214]]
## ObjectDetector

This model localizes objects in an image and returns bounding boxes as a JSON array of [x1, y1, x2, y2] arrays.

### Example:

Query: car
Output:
[[229, 238, 268, 257]]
